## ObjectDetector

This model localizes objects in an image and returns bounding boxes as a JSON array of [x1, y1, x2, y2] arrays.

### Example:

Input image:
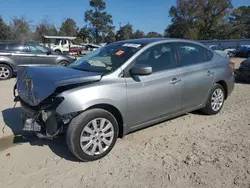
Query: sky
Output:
[[0, 0, 249, 34]]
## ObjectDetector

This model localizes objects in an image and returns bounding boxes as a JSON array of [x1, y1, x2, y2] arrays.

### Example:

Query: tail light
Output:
[[229, 61, 235, 71]]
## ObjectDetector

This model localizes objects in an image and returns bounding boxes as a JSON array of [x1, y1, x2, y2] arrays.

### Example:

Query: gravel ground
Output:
[[0, 58, 249, 188]]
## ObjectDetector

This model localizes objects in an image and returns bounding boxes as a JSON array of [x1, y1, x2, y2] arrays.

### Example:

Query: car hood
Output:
[[16, 66, 102, 106]]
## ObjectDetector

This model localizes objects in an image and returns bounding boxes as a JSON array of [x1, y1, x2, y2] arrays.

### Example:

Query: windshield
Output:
[[69, 42, 144, 73]]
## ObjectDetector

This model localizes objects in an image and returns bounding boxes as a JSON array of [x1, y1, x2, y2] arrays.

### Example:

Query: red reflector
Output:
[[229, 62, 235, 71]]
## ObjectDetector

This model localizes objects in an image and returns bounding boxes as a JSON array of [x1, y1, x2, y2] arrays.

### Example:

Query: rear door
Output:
[[176, 42, 215, 111], [6, 43, 33, 66]]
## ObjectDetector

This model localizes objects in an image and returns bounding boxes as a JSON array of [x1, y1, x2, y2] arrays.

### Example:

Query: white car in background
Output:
[[208, 45, 229, 57]]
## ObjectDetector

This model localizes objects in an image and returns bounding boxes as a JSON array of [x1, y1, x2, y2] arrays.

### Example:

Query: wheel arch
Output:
[[86, 103, 124, 138], [54, 49, 62, 53], [216, 80, 228, 99], [0, 61, 13, 68], [0, 61, 15, 72]]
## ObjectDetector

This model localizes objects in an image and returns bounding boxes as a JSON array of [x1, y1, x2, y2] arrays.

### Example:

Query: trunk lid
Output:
[[16, 66, 102, 106]]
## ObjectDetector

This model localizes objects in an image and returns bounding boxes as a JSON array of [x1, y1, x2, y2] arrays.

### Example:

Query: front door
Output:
[[27, 43, 57, 65], [124, 42, 182, 128], [61, 40, 69, 52], [176, 42, 215, 110]]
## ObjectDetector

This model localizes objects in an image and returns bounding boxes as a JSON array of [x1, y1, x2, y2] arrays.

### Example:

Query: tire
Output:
[[201, 84, 225, 115], [54, 50, 62, 55], [59, 61, 70, 66], [0, 64, 13, 80], [66, 109, 119, 162]]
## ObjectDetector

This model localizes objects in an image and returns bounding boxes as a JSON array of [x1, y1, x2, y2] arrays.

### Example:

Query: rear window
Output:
[[7, 43, 29, 52], [0, 44, 6, 51]]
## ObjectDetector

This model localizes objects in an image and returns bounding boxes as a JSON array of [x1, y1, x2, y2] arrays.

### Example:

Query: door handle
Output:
[[207, 71, 215, 76], [170, 78, 181, 84]]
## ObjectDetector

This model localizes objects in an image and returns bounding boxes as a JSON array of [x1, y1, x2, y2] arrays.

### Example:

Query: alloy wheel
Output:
[[211, 88, 224, 112], [59, 61, 70, 66], [80, 118, 114, 156], [0, 66, 10, 79]]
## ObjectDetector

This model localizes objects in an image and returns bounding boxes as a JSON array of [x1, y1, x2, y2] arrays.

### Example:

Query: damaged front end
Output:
[[16, 88, 80, 139], [14, 65, 102, 139], [20, 96, 65, 138]]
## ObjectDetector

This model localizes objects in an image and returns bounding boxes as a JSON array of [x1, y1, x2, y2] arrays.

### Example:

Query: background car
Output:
[[234, 45, 250, 58], [208, 45, 229, 57], [16, 38, 235, 162], [224, 47, 236, 57], [235, 58, 250, 82], [0, 41, 76, 80]]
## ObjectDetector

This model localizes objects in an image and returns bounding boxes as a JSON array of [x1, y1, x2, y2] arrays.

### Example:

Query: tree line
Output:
[[0, 0, 249, 44]]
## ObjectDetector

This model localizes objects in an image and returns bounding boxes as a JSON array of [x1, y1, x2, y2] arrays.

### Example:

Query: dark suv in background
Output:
[[0, 41, 76, 80]]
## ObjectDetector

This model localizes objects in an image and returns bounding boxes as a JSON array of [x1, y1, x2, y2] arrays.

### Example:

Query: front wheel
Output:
[[59, 61, 70, 66], [201, 84, 225, 115], [66, 109, 119, 161]]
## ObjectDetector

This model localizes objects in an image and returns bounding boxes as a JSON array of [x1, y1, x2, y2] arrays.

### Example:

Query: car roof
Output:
[[43, 35, 76, 40], [112, 38, 205, 46]]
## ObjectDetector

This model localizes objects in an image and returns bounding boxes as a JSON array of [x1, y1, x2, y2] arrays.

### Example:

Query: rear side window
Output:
[[177, 43, 206, 66], [7, 43, 29, 52], [0, 44, 6, 51]]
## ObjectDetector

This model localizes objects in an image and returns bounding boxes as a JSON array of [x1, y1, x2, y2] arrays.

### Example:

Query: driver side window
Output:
[[135, 43, 177, 73]]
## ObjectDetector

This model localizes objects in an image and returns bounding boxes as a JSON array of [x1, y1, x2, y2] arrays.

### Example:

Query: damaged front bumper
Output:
[[14, 87, 70, 139], [14, 81, 80, 139], [20, 101, 64, 138]]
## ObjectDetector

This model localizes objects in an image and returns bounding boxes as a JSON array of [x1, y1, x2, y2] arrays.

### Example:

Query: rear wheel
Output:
[[66, 109, 119, 161], [59, 61, 70, 66], [202, 84, 225, 115], [0, 64, 12, 80]]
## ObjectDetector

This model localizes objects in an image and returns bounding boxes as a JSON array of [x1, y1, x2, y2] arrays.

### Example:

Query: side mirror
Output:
[[130, 64, 152, 76], [47, 50, 51, 55]]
